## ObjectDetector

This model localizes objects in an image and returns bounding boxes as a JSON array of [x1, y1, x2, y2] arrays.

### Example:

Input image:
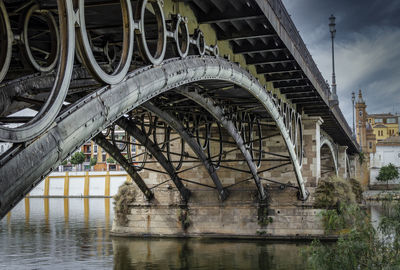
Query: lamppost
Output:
[[329, 14, 338, 103], [352, 91, 355, 138]]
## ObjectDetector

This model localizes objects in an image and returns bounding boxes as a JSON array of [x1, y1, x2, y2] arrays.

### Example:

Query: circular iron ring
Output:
[[135, 0, 167, 65], [75, 0, 134, 85], [0, 0, 75, 143], [22, 4, 60, 73], [173, 15, 189, 58], [0, 0, 12, 83]]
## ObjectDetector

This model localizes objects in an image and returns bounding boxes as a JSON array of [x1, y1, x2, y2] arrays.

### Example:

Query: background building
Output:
[[355, 90, 376, 153], [370, 136, 400, 188], [61, 127, 136, 172], [367, 113, 399, 141]]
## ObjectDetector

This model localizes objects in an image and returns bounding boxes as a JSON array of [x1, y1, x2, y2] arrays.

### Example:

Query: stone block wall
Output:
[[111, 185, 324, 238]]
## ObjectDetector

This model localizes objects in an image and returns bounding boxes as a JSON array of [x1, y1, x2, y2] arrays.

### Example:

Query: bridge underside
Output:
[[0, 0, 359, 219]]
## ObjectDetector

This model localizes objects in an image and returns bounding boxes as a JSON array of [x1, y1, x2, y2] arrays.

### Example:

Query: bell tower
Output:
[[355, 89, 367, 150]]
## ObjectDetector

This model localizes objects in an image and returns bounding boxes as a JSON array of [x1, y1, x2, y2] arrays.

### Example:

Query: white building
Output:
[[370, 136, 400, 187]]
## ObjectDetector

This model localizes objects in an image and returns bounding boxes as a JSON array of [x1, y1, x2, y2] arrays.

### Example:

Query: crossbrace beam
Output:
[[94, 133, 153, 200], [177, 88, 267, 201], [117, 117, 191, 202], [143, 102, 229, 201]]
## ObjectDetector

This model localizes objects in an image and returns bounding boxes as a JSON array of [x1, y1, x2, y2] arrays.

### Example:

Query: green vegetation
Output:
[[258, 205, 273, 228], [359, 151, 365, 165], [305, 202, 400, 269], [376, 163, 399, 189], [314, 176, 356, 209], [305, 175, 400, 269], [107, 157, 115, 164], [178, 207, 190, 231], [349, 178, 363, 203], [113, 181, 136, 226], [90, 157, 97, 167], [70, 151, 85, 165], [61, 159, 68, 166]]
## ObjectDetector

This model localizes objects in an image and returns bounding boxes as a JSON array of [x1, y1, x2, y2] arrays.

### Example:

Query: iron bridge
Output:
[[0, 0, 359, 218]]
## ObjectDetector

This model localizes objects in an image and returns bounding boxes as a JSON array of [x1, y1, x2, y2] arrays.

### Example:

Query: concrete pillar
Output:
[[64, 172, 70, 197], [337, 146, 348, 179], [302, 117, 324, 187], [44, 176, 50, 196], [84, 171, 90, 197], [105, 171, 111, 197]]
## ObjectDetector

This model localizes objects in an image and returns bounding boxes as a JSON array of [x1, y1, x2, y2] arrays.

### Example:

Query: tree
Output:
[[90, 157, 97, 167], [107, 157, 115, 164], [70, 151, 85, 166], [61, 159, 68, 166], [377, 163, 399, 189]]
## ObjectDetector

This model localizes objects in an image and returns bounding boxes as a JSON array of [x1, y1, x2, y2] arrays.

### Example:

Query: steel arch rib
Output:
[[320, 138, 338, 176], [94, 133, 153, 200], [116, 117, 191, 202], [178, 89, 267, 200], [142, 102, 229, 201], [0, 56, 308, 219]]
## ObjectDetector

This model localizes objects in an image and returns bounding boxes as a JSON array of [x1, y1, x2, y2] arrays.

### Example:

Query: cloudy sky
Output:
[[281, 0, 400, 124]]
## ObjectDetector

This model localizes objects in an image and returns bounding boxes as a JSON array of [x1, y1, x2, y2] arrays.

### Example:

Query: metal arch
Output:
[[0, 56, 311, 219], [116, 117, 191, 202], [94, 133, 153, 200], [142, 102, 229, 201], [320, 137, 339, 176], [178, 89, 267, 201]]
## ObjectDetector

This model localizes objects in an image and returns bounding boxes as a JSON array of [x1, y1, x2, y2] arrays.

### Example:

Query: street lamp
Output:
[[329, 14, 338, 102], [352, 91, 355, 138]]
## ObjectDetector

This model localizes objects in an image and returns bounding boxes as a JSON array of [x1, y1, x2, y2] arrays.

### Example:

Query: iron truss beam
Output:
[[94, 133, 154, 200], [177, 88, 267, 201], [218, 29, 276, 41], [116, 117, 191, 202], [279, 87, 313, 94], [142, 102, 229, 201], [246, 55, 295, 66], [199, 11, 264, 24], [256, 65, 300, 75], [233, 43, 285, 55]]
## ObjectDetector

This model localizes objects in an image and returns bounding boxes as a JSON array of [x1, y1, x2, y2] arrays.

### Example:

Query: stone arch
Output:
[[320, 137, 338, 180]]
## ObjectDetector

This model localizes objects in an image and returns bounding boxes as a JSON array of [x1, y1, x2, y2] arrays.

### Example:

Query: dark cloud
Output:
[[282, 0, 400, 124]]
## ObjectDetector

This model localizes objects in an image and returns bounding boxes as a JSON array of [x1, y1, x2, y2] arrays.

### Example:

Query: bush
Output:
[[314, 176, 356, 209], [113, 181, 136, 226], [349, 178, 363, 203], [305, 202, 400, 269]]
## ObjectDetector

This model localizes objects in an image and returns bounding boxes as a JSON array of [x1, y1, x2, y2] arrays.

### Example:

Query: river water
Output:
[[0, 198, 310, 269]]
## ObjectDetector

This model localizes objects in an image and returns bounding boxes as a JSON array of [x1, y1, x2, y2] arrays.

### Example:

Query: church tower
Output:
[[355, 89, 367, 150]]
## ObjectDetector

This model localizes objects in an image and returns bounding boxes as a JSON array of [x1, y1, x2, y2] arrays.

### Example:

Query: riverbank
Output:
[[363, 190, 400, 200], [28, 171, 128, 198]]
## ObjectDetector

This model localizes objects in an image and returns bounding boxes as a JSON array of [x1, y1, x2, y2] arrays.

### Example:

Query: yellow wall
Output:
[[367, 117, 399, 142]]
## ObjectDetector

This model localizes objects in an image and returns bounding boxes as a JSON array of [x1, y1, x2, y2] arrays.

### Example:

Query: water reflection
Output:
[[0, 198, 308, 269], [112, 238, 307, 270]]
